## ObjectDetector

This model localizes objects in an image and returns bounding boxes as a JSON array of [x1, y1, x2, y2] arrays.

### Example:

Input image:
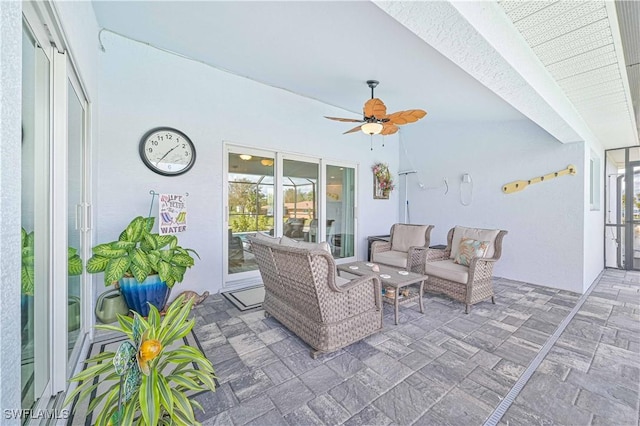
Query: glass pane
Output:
[[326, 165, 355, 258], [67, 82, 84, 358], [21, 24, 51, 408], [283, 159, 318, 242], [228, 153, 275, 274]]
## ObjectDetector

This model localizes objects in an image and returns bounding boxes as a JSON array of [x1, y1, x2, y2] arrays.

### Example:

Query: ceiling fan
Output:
[[325, 80, 427, 136]]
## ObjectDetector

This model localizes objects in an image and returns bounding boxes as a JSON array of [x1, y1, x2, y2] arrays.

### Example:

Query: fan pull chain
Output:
[[370, 135, 373, 151]]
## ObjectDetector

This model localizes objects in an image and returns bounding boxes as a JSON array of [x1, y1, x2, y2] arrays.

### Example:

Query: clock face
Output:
[[139, 127, 196, 176]]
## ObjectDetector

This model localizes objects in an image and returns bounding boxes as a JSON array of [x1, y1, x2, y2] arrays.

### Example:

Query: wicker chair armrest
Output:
[[371, 241, 391, 255], [331, 274, 382, 309], [425, 248, 448, 262], [407, 246, 427, 273], [468, 257, 497, 283]]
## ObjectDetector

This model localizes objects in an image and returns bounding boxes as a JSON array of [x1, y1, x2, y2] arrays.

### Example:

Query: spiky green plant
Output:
[[64, 295, 216, 425], [86, 216, 199, 287]]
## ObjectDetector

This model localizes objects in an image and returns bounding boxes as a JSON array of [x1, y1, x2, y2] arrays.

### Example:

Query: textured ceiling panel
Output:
[[615, 0, 639, 137], [524, 6, 608, 47], [499, 0, 638, 147]]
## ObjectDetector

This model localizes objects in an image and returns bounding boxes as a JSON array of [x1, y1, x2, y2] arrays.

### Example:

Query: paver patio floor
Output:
[[82, 269, 639, 425]]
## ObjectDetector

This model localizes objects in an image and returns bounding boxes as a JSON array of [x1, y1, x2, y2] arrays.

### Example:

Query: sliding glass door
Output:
[[225, 146, 357, 287], [282, 158, 318, 243], [326, 164, 356, 258], [21, 20, 52, 410]]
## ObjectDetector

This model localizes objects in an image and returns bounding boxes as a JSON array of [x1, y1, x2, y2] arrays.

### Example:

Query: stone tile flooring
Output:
[[183, 270, 639, 425]]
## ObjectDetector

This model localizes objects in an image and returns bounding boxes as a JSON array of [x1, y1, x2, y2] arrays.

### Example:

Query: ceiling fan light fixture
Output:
[[239, 154, 252, 160], [361, 122, 383, 135]]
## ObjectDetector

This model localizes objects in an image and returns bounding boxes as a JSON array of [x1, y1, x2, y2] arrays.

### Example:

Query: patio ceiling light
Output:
[[261, 159, 274, 166], [239, 154, 252, 160]]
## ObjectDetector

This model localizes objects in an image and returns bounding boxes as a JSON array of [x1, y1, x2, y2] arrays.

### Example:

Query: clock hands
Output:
[[156, 143, 180, 166]]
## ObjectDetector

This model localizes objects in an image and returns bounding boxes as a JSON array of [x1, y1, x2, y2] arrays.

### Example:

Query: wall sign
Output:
[[159, 193, 187, 235]]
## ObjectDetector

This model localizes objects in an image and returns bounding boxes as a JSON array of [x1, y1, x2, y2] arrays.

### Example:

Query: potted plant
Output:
[[86, 216, 199, 316], [64, 295, 216, 425]]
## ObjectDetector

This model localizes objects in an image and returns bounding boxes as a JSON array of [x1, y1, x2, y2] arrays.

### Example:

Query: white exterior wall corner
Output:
[[96, 32, 399, 297], [0, 0, 23, 421], [399, 121, 585, 293], [583, 140, 606, 292]]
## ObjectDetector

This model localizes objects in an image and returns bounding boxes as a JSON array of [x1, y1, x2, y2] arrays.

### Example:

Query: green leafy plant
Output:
[[21, 227, 82, 295], [86, 216, 199, 287], [64, 295, 216, 425]]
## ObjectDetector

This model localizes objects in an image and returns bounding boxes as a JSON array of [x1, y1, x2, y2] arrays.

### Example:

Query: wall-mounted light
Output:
[[260, 158, 274, 166], [239, 154, 252, 160], [361, 122, 383, 135]]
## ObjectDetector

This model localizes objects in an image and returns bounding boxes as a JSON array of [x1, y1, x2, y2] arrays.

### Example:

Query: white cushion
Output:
[[372, 250, 408, 268], [424, 259, 469, 284], [280, 235, 331, 254], [450, 226, 500, 260], [391, 224, 428, 253]]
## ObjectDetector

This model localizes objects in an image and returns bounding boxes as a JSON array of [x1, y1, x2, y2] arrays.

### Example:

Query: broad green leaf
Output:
[[131, 248, 150, 270], [105, 257, 131, 283], [68, 255, 83, 276], [93, 243, 128, 259], [159, 249, 174, 262], [143, 233, 158, 250], [111, 240, 137, 250], [147, 304, 161, 331], [120, 398, 137, 426], [171, 253, 194, 267], [94, 387, 119, 426], [87, 255, 110, 273], [156, 260, 171, 283], [156, 235, 176, 249], [143, 216, 155, 232], [130, 262, 150, 283], [21, 265, 34, 295]]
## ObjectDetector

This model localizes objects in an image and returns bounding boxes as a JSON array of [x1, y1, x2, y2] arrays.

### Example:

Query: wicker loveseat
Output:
[[371, 223, 435, 273], [248, 234, 383, 358], [423, 226, 507, 313]]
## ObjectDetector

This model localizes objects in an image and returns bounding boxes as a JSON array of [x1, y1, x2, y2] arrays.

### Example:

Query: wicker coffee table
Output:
[[337, 261, 427, 325]]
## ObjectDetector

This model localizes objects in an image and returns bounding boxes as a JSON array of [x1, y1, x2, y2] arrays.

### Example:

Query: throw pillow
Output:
[[280, 235, 332, 254], [454, 238, 489, 266]]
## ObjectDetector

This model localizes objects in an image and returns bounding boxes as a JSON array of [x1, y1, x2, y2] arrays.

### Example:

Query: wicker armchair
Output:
[[248, 235, 383, 358], [371, 224, 435, 273], [423, 226, 507, 313]]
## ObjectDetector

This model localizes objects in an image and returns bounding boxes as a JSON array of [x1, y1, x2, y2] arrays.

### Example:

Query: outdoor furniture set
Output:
[[249, 223, 507, 357]]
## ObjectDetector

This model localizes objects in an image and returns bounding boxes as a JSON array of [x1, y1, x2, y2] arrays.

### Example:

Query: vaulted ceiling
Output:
[[91, 1, 639, 150]]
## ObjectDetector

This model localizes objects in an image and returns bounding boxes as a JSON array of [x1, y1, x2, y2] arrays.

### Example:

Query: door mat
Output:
[[221, 285, 265, 311]]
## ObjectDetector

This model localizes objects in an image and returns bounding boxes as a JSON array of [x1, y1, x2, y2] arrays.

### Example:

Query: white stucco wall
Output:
[[96, 32, 399, 297], [399, 120, 586, 293], [0, 1, 23, 421], [583, 143, 605, 291]]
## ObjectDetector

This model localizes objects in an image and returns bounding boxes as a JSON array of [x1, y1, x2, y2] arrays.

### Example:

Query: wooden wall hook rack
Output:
[[502, 164, 577, 194]]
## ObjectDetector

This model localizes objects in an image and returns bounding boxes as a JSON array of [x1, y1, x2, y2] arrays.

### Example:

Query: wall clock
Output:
[[139, 127, 196, 176]]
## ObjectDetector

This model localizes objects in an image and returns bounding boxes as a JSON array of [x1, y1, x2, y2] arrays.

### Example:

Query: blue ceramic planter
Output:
[[118, 275, 170, 317]]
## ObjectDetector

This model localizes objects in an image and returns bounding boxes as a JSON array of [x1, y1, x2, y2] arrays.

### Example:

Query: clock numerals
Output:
[[139, 127, 196, 176]]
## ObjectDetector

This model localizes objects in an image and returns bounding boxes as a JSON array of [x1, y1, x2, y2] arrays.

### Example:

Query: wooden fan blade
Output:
[[381, 123, 399, 135], [387, 109, 427, 125], [324, 116, 364, 123], [363, 98, 387, 118], [343, 124, 363, 134]]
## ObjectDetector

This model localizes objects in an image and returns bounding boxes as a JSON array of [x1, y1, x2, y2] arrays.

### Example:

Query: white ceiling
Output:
[[91, 0, 639, 149]]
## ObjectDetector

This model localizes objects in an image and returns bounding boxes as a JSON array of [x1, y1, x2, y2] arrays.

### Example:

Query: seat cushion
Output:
[[424, 259, 469, 284], [450, 226, 500, 260], [391, 224, 428, 252], [454, 238, 489, 266], [372, 250, 408, 268], [280, 235, 331, 254]]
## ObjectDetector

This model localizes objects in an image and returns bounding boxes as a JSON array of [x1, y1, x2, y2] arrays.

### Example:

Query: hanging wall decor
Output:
[[372, 163, 395, 199], [502, 164, 577, 194]]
